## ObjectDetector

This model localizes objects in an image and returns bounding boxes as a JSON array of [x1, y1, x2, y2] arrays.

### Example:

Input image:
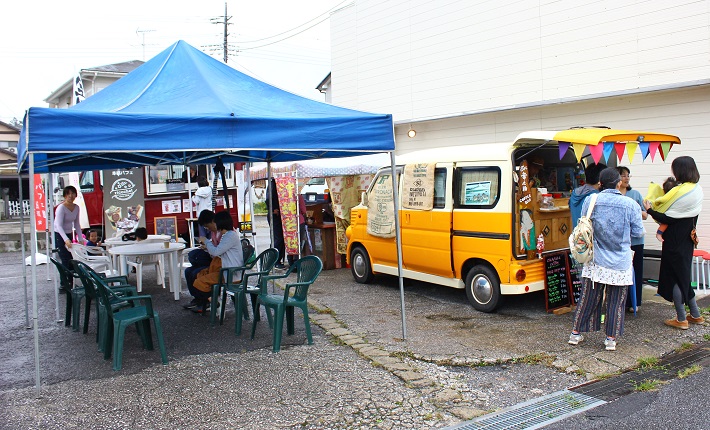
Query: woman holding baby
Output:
[[644, 156, 704, 329]]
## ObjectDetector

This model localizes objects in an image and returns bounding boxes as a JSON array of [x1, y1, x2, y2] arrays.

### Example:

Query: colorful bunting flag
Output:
[[626, 142, 638, 164], [639, 142, 650, 161], [602, 142, 614, 164], [660, 142, 672, 161], [559, 142, 570, 160], [649, 141, 660, 162], [571, 143, 586, 162], [588, 143, 604, 164], [614, 142, 626, 162]]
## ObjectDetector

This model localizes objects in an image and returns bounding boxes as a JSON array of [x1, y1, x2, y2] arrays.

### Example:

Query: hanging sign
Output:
[[33, 174, 47, 231]]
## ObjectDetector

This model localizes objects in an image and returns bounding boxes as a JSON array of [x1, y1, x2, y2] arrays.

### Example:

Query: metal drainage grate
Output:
[[571, 344, 710, 402], [444, 389, 605, 430]]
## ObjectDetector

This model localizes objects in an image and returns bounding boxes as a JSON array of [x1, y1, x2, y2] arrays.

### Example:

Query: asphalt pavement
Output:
[[0, 216, 709, 429]]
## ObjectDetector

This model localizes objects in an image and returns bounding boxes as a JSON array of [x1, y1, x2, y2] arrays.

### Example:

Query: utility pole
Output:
[[211, 2, 232, 63]]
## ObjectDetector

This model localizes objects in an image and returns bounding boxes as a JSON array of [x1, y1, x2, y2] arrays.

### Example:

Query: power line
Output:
[[235, 0, 350, 44], [236, 15, 331, 51]]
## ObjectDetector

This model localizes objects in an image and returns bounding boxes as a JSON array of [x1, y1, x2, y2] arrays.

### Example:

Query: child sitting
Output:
[[646, 177, 678, 242], [85, 229, 102, 247]]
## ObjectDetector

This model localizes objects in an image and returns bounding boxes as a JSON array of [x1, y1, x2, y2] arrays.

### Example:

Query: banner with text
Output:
[[102, 168, 145, 237]]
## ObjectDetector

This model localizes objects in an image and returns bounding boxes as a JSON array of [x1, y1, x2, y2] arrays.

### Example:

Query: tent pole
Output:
[[19, 174, 30, 329], [390, 151, 407, 340], [45, 174, 60, 321], [245, 163, 258, 256], [44, 175, 50, 282], [267, 164, 274, 248], [186, 165, 194, 246], [29, 154, 41, 396], [296, 170, 301, 261]]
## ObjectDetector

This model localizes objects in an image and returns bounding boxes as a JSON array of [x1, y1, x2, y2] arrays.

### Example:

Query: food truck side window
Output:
[[433, 168, 446, 208], [456, 167, 501, 209]]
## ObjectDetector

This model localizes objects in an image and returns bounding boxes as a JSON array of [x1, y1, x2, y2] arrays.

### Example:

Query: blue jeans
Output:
[[188, 248, 212, 268], [185, 264, 211, 300]]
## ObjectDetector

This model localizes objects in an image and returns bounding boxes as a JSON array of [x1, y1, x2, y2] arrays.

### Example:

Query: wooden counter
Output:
[[307, 223, 341, 270], [534, 205, 572, 251]]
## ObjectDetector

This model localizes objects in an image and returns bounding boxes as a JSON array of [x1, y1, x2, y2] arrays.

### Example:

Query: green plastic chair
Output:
[[90, 271, 168, 371], [206, 240, 257, 326], [221, 247, 279, 335], [49, 257, 81, 329], [250, 255, 323, 352], [73, 261, 136, 348]]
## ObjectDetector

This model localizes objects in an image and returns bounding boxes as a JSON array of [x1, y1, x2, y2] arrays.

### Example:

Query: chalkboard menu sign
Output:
[[544, 251, 572, 312], [568, 255, 583, 305]]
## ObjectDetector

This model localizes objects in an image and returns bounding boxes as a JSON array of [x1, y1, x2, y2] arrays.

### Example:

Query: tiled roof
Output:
[[84, 60, 144, 74]]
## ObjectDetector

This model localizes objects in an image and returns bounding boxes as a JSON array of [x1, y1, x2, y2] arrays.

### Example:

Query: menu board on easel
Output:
[[568, 254, 583, 305], [544, 251, 572, 312]]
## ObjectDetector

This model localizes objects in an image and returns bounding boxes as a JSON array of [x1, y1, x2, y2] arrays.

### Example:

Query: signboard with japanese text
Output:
[[33, 174, 47, 231], [102, 168, 145, 235]]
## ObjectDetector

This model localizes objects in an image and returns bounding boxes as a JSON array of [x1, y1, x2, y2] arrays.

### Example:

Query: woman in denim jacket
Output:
[[568, 167, 644, 351]]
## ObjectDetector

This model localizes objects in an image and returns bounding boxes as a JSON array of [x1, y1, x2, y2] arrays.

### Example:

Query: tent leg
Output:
[[29, 154, 42, 396], [20, 175, 30, 329], [390, 151, 407, 340]]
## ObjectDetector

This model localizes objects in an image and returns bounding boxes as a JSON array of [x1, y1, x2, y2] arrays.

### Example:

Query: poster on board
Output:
[[102, 168, 145, 236]]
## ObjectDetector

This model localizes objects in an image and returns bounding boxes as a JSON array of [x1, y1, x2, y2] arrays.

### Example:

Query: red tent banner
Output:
[[33, 174, 46, 231]]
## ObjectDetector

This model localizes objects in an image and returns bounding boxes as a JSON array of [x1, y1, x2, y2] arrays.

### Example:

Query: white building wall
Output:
[[331, 0, 710, 249], [332, 0, 710, 122]]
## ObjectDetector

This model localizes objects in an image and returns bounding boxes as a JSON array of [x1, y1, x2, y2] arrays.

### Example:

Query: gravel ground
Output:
[[1, 216, 707, 428]]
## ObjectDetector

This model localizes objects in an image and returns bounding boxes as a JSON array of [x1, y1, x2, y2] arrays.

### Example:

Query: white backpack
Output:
[[569, 193, 598, 264]]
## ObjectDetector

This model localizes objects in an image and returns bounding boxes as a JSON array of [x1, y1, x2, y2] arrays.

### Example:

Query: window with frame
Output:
[[433, 168, 446, 208], [79, 171, 94, 193], [456, 167, 500, 208]]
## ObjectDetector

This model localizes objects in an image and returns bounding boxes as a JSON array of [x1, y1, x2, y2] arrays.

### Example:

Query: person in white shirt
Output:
[[53, 186, 85, 292], [192, 176, 213, 238]]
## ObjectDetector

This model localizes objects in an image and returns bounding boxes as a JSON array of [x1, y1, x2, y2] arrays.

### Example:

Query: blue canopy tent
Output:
[[19, 40, 394, 172], [18, 41, 406, 393]]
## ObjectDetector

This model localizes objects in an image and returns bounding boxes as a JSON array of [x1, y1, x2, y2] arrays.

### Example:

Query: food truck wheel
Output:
[[465, 265, 501, 313], [350, 246, 374, 284]]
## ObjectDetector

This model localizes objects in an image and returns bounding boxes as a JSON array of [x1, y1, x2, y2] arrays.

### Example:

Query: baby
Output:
[[654, 177, 678, 242]]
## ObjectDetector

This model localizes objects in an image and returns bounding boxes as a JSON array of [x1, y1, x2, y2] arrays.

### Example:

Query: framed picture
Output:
[[154, 216, 177, 242]]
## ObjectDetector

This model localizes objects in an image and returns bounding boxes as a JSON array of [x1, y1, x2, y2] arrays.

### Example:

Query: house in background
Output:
[[0, 60, 144, 219], [0, 120, 22, 219], [316, 72, 332, 103], [44, 60, 143, 108], [329, 0, 710, 251]]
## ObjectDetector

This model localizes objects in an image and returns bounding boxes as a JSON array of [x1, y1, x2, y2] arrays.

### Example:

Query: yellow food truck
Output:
[[345, 128, 680, 312]]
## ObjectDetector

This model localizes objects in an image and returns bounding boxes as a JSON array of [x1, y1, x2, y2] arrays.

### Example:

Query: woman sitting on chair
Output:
[[190, 211, 243, 313]]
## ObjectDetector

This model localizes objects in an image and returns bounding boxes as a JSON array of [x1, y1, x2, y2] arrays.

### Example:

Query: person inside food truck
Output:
[[524, 155, 545, 188], [182, 165, 198, 183]]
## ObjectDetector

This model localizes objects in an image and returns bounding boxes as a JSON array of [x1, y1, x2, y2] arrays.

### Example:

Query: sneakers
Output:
[[274, 263, 287, 270], [568, 332, 584, 345], [664, 318, 689, 330], [191, 300, 219, 314], [182, 298, 200, 310], [604, 337, 616, 351], [686, 315, 705, 324]]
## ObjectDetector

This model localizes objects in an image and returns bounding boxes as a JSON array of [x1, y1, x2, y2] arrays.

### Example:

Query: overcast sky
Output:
[[0, 0, 348, 123]]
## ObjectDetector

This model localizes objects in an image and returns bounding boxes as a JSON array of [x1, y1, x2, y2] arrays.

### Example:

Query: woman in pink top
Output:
[[53, 186, 85, 292]]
